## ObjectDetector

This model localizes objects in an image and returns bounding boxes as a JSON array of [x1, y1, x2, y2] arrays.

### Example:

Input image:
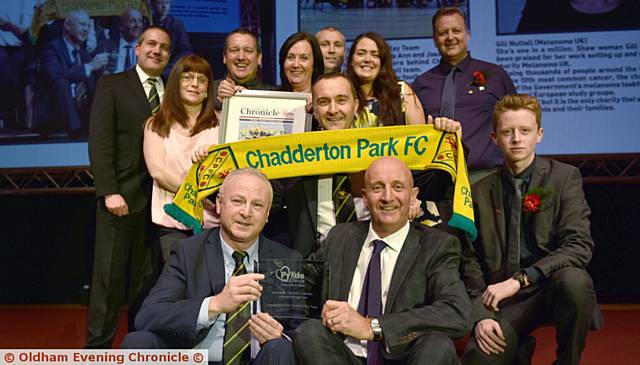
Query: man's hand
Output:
[[249, 312, 284, 345], [474, 319, 507, 355], [105, 194, 129, 217], [427, 115, 462, 134], [88, 52, 108, 72], [482, 278, 520, 311], [191, 142, 212, 163], [208, 273, 264, 318], [321, 300, 372, 340], [218, 78, 246, 100]]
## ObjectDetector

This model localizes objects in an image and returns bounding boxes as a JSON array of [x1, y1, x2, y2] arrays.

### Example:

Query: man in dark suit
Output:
[[271, 73, 460, 256], [293, 157, 471, 365], [86, 26, 171, 348], [121, 169, 297, 365], [213, 28, 274, 109], [37, 10, 108, 135], [460, 94, 599, 365]]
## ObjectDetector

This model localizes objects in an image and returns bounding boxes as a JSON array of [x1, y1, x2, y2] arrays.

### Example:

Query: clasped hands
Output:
[[321, 300, 373, 340], [208, 273, 284, 345]]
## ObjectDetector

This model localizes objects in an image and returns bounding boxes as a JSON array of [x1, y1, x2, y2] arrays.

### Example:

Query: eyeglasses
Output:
[[180, 73, 208, 85]]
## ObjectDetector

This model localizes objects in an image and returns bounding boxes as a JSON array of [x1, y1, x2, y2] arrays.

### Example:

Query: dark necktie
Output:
[[147, 78, 160, 115], [439, 66, 457, 118], [124, 45, 132, 70], [333, 174, 356, 223], [507, 178, 524, 274], [72, 49, 87, 105], [72, 49, 81, 66], [357, 240, 387, 365], [223, 251, 251, 365]]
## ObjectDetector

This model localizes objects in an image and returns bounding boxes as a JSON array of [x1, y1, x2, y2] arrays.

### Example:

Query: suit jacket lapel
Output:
[[385, 226, 420, 313], [530, 157, 550, 243], [489, 175, 507, 253], [204, 229, 227, 295], [126, 68, 152, 116], [337, 225, 367, 301]]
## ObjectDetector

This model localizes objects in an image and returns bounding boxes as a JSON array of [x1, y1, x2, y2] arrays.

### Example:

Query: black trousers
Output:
[[462, 267, 597, 365], [85, 206, 153, 348], [293, 319, 460, 365]]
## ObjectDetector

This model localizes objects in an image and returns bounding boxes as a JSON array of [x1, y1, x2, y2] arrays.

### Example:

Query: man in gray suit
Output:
[[460, 94, 599, 365], [294, 156, 470, 365]]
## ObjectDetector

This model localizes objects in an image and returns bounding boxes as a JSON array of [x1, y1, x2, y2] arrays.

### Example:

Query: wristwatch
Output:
[[370, 318, 383, 341], [512, 271, 528, 288]]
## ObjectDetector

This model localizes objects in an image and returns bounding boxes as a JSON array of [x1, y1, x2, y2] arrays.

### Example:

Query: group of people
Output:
[[84, 6, 599, 365], [0, 0, 190, 135]]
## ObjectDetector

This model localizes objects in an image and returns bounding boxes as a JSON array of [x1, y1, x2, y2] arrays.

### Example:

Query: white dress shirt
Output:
[[135, 64, 165, 101], [345, 221, 410, 358]]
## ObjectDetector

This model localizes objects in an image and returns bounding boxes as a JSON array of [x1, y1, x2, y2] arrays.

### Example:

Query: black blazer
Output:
[[308, 221, 471, 358], [461, 157, 596, 323], [88, 68, 152, 213], [134, 227, 302, 348]]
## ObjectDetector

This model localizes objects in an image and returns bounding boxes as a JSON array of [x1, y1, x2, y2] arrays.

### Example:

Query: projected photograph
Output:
[[497, 0, 640, 35], [0, 0, 241, 146], [298, 0, 469, 40]]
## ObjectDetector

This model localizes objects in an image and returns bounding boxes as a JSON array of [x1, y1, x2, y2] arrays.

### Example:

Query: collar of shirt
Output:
[[135, 64, 164, 97], [363, 220, 410, 253], [219, 232, 259, 273], [228, 74, 262, 88], [62, 36, 79, 60], [438, 53, 472, 74], [503, 155, 537, 188]]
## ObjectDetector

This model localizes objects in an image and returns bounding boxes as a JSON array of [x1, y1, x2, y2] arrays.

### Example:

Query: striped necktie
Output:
[[223, 251, 251, 365], [333, 174, 356, 223], [147, 78, 160, 115]]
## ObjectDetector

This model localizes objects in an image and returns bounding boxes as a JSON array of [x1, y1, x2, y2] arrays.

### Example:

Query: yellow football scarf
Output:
[[165, 124, 477, 240]]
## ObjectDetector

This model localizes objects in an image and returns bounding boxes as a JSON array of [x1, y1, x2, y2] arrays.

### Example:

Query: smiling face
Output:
[[135, 28, 171, 77], [313, 76, 358, 130], [223, 33, 262, 84], [363, 157, 418, 238], [119, 9, 143, 43], [433, 13, 469, 65], [284, 40, 314, 92], [350, 37, 380, 85], [64, 12, 91, 46], [316, 29, 345, 73], [492, 109, 544, 174], [179, 72, 209, 106], [216, 173, 271, 251]]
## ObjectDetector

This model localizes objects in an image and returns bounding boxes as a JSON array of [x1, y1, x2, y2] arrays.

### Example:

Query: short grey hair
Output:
[[64, 10, 90, 28], [218, 168, 273, 206]]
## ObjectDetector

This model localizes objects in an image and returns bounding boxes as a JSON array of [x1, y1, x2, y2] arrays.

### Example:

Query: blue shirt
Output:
[[412, 55, 516, 170]]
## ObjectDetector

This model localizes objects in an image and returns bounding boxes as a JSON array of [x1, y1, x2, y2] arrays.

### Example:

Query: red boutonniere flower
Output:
[[473, 71, 487, 85], [522, 188, 554, 214], [467, 70, 489, 92]]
